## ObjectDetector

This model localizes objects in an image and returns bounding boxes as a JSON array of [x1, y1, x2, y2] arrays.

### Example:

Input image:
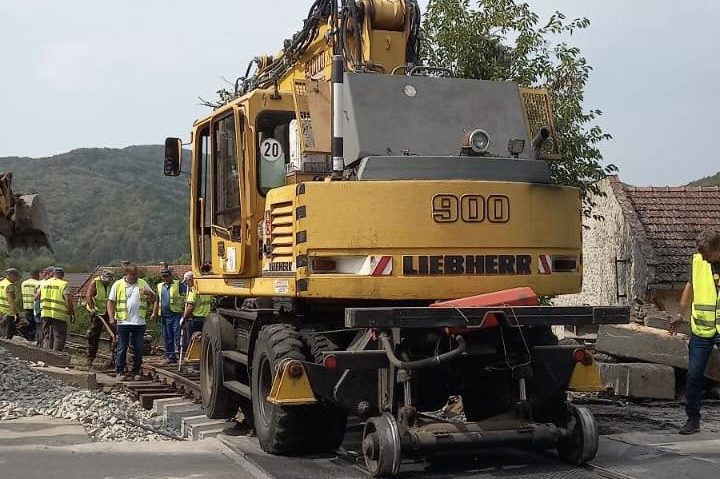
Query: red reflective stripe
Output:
[[372, 256, 391, 276], [539, 255, 551, 275]]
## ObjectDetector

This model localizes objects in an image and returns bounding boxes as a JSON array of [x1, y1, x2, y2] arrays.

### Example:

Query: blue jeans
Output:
[[162, 313, 181, 362], [686, 334, 720, 421], [116, 325, 146, 375], [182, 318, 204, 351]]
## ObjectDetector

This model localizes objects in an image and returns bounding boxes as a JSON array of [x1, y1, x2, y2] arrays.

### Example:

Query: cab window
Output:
[[213, 114, 241, 228], [256, 111, 294, 195]]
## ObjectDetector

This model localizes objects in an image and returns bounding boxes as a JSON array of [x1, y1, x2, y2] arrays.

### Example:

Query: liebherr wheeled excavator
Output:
[[163, 1, 628, 476]]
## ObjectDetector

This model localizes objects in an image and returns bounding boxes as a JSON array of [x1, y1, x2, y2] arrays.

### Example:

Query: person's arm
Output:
[[65, 290, 75, 323], [86, 281, 97, 313], [7, 285, 17, 317], [151, 285, 159, 320], [183, 299, 195, 321], [107, 283, 117, 326], [144, 284, 157, 304], [670, 281, 693, 333]]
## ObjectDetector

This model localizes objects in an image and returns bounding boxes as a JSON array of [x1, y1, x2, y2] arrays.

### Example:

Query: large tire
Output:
[[252, 324, 313, 455], [303, 331, 348, 451], [201, 314, 240, 419]]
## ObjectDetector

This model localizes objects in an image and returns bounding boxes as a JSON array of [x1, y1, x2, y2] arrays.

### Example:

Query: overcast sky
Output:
[[1, 0, 718, 185]]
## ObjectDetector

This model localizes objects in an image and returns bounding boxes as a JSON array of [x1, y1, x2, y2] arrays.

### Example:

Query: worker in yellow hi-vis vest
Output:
[[39, 267, 75, 351], [107, 264, 157, 381], [18, 269, 40, 342], [0, 268, 21, 339], [671, 229, 720, 435], [85, 270, 116, 370], [180, 271, 212, 351], [150, 269, 186, 366]]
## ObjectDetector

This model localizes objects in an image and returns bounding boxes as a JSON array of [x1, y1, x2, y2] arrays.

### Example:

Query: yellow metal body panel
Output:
[[193, 179, 582, 300], [267, 360, 317, 406], [184, 333, 202, 362], [569, 358, 606, 393]]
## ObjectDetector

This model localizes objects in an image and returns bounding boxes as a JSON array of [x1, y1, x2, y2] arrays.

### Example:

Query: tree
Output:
[[422, 0, 617, 218]]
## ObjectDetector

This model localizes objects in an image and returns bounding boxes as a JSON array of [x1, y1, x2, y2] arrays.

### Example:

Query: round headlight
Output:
[[468, 129, 491, 154]]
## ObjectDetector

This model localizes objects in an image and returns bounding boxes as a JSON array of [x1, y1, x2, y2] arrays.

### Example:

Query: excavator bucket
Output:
[[0, 173, 50, 250]]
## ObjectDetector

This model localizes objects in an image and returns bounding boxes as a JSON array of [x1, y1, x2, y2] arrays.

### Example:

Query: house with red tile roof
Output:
[[557, 175, 720, 313]]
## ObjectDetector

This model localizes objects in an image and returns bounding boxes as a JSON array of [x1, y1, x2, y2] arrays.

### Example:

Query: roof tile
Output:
[[615, 178, 720, 284]]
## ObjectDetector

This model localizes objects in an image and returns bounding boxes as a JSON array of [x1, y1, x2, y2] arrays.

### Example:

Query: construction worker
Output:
[[16, 269, 40, 342], [85, 270, 116, 370], [107, 264, 157, 381], [39, 267, 75, 351], [37, 266, 54, 347], [150, 269, 186, 365], [0, 268, 21, 339], [671, 229, 720, 435], [180, 271, 211, 351]]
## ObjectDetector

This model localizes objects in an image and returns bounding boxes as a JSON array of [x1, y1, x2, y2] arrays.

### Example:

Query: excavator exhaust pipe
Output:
[[1, 194, 51, 250]]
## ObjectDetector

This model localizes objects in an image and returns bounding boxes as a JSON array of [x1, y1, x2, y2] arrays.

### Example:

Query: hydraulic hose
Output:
[[379, 333, 466, 369]]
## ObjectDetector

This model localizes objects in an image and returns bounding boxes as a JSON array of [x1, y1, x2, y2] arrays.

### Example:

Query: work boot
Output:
[[116, 372, 129, 381], [679, 418, 700, 435]]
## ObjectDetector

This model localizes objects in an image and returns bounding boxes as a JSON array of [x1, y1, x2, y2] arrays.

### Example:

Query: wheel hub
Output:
[[362, 413, 402, 478]]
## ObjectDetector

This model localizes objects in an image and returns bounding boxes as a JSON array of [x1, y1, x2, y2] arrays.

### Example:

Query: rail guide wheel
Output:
[[362, 413, 402, 478], [557, 404, 599, 465]]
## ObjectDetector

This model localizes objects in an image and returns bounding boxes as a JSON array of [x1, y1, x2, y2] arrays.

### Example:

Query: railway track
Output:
[[65, 333, 200, 409]]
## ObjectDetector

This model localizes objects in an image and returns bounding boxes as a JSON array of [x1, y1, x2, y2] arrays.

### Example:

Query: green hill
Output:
[[2, 146, 189, 269], [689, 172, 720, 187]]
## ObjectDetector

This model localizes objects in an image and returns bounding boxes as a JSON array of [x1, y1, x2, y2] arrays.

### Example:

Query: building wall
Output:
[[555, 178, 650, 307]]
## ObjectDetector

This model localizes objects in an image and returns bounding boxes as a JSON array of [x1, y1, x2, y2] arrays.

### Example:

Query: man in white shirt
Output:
[[107, 264, 156, 380]]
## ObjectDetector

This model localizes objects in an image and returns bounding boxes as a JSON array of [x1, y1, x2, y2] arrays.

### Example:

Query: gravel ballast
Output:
[[0, 347, 178, 441]]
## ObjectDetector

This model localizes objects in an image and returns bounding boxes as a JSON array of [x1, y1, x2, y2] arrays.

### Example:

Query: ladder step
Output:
[[221, 350, 248, 365], [223, 380, 251, 399]]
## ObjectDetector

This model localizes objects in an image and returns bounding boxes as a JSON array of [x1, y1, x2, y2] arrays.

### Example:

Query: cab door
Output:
[[190, 122, 212, 273], [210, 108, 246, 275]]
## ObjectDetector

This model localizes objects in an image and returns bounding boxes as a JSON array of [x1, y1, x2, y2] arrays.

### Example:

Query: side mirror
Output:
[[164, 138, 183, 176]]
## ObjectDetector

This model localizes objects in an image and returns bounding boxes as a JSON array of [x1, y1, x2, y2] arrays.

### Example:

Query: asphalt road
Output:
[[5, 413, 720, 479]]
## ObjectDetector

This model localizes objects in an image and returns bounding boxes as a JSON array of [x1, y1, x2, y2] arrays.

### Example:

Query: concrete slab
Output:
[[153, 397, 193, 416], [165, 404, 204, 430], [0, 338, 71, 367], [139, 392, 185, 409], [0, 416, 91, 447], [190, 421, 231, 441], [0, 437, 251, 479], [597, 324, 720, 381], [198, 427, 227, 440], [181, 414, 212, 439], [32, 365, 97, 389], [645, 315, 691, 336], [599, 362, 675, 400]]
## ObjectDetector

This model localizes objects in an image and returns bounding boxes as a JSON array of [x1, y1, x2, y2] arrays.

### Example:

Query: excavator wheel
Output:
[[200, 314, 240, 419], [557, 404, 599, 465], [303, 330, 348, 451], [251, 324, 315, 455]]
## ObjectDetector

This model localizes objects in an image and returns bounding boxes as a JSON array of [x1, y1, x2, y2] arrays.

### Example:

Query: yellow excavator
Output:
[[0, 172, 49, 250], [164, 1, 628, 476]]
